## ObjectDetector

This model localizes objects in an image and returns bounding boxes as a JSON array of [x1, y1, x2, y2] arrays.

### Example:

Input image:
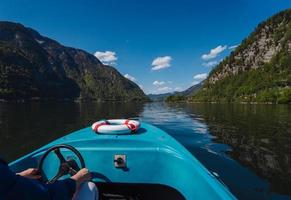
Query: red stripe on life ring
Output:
[[124, 120, 137, 132], [124, 119, 130, 125], [93, 121, 109, 132]]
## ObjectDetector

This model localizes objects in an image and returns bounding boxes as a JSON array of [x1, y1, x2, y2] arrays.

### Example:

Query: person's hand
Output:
[[17, 168, 41, 180], [71, 168, 92, 189]]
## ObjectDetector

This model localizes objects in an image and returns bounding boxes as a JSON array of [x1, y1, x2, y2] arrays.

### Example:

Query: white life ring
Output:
[[91, 119, 141, 134]]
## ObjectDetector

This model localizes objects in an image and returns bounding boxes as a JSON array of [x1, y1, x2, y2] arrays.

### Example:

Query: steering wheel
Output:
[[38, 144, 85, 184]]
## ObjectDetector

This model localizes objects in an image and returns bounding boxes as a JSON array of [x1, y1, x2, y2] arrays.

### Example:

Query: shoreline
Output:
[[0, 98, 151, 103], [165, 100, 291, 105]]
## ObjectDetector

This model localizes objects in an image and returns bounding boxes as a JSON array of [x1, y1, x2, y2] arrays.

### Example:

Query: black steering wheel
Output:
[[38, 144, 85, 184]]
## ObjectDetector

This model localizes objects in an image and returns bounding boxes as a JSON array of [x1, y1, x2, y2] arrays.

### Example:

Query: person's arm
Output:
[[0, 159, 90, 200], [46, 168, 92, 199], [16, 166, 78, 199], [0, 159, 50, 200], [46, 177, 77, 200]]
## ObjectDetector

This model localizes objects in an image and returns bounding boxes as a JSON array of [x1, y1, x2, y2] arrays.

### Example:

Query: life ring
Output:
[[92, 119, 141, 134]]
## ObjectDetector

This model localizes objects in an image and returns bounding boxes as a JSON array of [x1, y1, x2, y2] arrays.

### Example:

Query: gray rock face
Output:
[[191, 10, 291, 103], [208, 10, 291, 85]]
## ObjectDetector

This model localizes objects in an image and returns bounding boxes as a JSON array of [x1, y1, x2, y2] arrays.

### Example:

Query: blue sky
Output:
[[0, 0, 290, 94]]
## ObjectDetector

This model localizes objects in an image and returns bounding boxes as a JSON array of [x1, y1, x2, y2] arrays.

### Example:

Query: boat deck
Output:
[[9, 122, 236, 200]]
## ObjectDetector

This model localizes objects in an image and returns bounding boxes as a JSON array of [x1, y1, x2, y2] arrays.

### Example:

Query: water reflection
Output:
[[141, 103, 291, 199], [183, 103, 291, 196], [0, 102, 290, 199], [0, 101, 144, 161]]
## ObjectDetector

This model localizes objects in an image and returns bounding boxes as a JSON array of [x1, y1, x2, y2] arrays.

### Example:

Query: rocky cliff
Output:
[[193, 9, 291, 103], [0, 21, 148, 101]]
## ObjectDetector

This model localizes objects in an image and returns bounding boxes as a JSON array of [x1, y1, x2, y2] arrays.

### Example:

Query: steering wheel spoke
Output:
[[38, 144, 85, 184], [47, 170, 64, 184], [54, 148, 66, 163]]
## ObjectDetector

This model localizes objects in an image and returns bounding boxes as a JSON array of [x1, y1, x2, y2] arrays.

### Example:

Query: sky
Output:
[[0, 0, 291, 94]]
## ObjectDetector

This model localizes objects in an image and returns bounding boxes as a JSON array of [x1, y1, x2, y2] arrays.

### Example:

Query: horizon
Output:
[[0, 0, 290, 94]]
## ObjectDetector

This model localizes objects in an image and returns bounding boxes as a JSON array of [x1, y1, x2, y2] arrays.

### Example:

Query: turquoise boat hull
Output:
[[9, 122, 236, 200]]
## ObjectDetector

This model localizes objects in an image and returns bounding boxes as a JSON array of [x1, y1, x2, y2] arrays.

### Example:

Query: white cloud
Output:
[[157, 86, 172, 92], [153, 80, 166, 86], [193, 73, 208, 85], [229, 44, 239, 50], [192, 80, 202, 85], [201, 45, 227, 60], [151, 56, 172, 71], [174, 87, 182, 91], [202, 61, 218, 67], [151, 80, 175, 94], [193, 73, 208, 80], [138, 84, 143, 89], [124, 74, 137, 82], [94, 51, 117, 65]]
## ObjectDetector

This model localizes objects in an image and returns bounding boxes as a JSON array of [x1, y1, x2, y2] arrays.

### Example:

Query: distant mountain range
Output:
[[149, 81, 203, 102], [164, 82, 203, 102], [148, 92, 174, 101], [179, 81, 204, 97], [0, 22, 148, 101], [167, 9, 291, 104]]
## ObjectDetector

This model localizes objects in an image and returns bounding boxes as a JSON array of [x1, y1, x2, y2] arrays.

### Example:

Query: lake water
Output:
[[0, 102, 290, 200]]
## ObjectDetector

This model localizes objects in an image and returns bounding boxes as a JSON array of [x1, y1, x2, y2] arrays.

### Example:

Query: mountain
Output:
[[0, 21, 148, 101], [192, 9, 291, 103], [148, 92, 176, 101], [149, 82, 203, 102], [179, 81, 204, 97], [165, 82, 203, 102]]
